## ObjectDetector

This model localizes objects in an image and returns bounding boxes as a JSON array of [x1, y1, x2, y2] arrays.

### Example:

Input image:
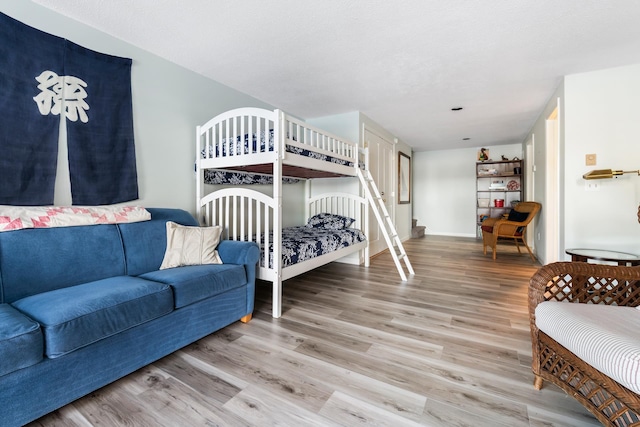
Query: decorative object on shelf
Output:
[[507, 179, 520, 190], [514, 166, 522, 174], [583, 169, 640, 179], [478, 198, 490, 207], [490, 179, 506, 190], [478, 148, 490, 162], [501, 155, 509, 161], [477, 167, 498, 175], [511, 199, 521, 207], [398, 151, 411, 204], [494, 199, 504, 207]]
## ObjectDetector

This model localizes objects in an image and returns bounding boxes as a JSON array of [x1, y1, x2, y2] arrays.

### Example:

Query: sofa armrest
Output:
[[217, 240, 260, 266], [528, 261, 640, 377], [217, 240, 260, 316]]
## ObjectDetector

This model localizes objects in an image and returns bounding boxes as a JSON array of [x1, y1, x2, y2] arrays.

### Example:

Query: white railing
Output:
[[196, 107, 358, 169]]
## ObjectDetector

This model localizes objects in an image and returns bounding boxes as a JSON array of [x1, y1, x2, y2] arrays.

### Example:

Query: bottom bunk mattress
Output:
[[260, 226, 366, 269]]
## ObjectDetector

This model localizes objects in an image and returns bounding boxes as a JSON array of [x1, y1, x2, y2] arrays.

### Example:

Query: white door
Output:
[[365, 128, 394, 256]]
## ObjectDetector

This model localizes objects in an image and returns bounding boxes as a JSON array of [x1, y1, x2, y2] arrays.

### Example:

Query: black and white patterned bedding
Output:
[[203, 169, 301, 185], [201, 130, 357, 185], [259, 226, 366, 268]]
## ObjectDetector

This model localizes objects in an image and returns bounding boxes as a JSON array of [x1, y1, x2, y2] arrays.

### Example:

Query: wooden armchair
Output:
[[481, 201, 541, 260]]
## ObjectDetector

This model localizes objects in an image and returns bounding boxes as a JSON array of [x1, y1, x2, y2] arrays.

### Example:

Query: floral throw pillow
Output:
[[306, 213, 355, 230]]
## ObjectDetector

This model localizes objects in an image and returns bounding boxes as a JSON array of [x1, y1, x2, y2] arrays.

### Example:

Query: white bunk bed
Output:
[[195, 107, 370, 318]]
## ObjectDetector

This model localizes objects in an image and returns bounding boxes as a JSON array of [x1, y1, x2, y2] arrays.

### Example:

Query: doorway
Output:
[[364, 127, 394, 256], [525, 134, 536, 253], [545, 103, 560, 263]]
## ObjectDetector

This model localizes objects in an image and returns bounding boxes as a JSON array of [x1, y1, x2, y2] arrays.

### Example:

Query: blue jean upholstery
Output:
[[0, 304, 43, 377], [0, 224, 126, 303], [140, 264, 247, 309], [13, 277, 174, 358], [0, 208, 260, 427]]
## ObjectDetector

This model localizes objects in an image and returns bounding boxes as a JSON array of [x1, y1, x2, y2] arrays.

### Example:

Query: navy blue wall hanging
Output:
[[64, 40, 137, 205], [0, 13, 64, 205], [0, 12, 137, 206]]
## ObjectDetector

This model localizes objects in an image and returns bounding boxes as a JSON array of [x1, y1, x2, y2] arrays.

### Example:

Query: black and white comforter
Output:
[[203, 169, 301, 185], [259, 226, 366, 268]]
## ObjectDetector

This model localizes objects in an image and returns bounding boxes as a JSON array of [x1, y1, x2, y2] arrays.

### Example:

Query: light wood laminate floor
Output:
[[29, 236, 600, 426]]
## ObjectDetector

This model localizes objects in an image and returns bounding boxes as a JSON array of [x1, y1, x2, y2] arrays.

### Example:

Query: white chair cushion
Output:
[[535, 301, 640, 394]]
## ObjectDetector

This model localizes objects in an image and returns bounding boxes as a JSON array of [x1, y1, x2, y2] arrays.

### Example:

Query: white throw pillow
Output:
[[159, 221, 223, 270]]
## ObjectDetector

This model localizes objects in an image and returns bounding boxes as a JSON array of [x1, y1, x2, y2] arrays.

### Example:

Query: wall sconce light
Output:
[[583, 169, 640, 180]]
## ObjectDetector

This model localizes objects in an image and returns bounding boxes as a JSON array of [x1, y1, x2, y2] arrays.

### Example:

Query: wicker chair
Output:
[[529, 262, 640, 426], [481, 201, 541, 260]]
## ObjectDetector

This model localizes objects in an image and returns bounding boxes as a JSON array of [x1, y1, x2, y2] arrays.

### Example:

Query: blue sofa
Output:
[[0, 208, 259, 427]]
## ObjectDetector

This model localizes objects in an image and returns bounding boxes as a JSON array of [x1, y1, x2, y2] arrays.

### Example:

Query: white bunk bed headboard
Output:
[[199, 189, 367, 237], [199, 188, 274, 240], [198, 108, 277, 162], [307, 192, 368, 233]]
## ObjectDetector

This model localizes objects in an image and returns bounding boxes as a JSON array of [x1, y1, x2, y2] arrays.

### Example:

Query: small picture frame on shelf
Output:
[[477, 148, 490, 162]]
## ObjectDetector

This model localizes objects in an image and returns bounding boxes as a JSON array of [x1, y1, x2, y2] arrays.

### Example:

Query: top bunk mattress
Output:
[[201, 130, 361, 183]]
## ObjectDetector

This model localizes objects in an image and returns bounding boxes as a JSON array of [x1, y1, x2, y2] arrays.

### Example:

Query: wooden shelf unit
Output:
[[476, 159, 523, 237]]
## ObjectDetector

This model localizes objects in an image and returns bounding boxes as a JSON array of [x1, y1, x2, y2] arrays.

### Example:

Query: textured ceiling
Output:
[[32, 0, 640, 151]]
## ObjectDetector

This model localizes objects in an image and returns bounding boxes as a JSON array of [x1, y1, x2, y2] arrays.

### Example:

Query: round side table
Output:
[[565, 248, 640, 266]]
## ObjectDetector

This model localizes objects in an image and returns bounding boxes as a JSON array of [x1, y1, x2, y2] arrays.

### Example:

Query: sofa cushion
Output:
[[139, 264, 247, 309], [536, 301, 640, 393], [0, 224, 126, 304], [12, 277, 173, 358], [0, 304, 43, 376], [117, 208, 199, 276]]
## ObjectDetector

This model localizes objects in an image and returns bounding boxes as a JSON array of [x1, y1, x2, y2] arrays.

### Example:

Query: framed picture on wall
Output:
[[398, 151, 411, 204]]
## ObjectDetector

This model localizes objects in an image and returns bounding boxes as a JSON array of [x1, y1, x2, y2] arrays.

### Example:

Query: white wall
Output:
[[308, 112, 361, 146], [0, 2, 273, 215], [523, 82, 565, 264], [563, 64, 640, 255], [413, 144, 523, 237], [307, 112, 361, 199]]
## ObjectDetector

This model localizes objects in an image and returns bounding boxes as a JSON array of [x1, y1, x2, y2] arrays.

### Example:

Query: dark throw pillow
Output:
[[508, 210, 529, 223]]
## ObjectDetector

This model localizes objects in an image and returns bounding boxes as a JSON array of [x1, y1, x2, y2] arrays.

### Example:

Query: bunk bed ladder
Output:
[[357, 168, 414, 281]]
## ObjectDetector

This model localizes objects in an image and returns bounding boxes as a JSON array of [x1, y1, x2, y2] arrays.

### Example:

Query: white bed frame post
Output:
[[304, 179, 311, 221], [361, 146, 370, 267], [272, 109, 284, 318], [195, 125, 203, 223]]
